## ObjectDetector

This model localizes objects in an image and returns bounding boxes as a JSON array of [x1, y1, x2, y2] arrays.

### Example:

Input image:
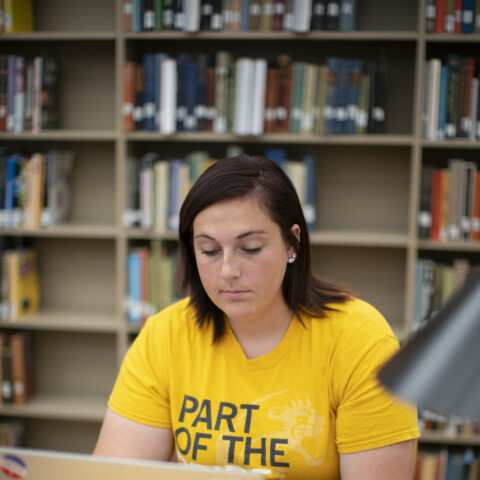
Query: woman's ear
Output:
[[290, 224, 301, 243]]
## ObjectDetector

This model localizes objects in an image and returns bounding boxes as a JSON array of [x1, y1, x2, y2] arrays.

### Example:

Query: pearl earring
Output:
[[288, 253, 297, 264]]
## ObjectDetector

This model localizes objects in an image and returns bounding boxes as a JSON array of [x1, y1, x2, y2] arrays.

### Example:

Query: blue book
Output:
[[127, 250, 142, 324], [4, 155, 19, 228], [303, 154, 316, 230], [132, 0, 142, 31], [334, 58, 351, 134], [345, 59, 363, 134], [184, 59, 198, 131], [437, 64, 448, 140], [324, 57, 340, 135], [142, 53, 157, 131], [195, 54, 209, 131], [462, 0, 474, 33], [264, 148, 287, 170], [241, 0, 250, 30], [339, 0, 357, 31]]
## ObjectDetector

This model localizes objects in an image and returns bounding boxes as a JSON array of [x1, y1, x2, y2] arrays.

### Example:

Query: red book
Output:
[[264, 67, 279, 132], [460, 57, 475, 137], [454, 0, 462, 32], [276, 54, 292, 132], [205, 66, 216, 131], [123, 62, 135, 132], [435, 0, 447, 32]]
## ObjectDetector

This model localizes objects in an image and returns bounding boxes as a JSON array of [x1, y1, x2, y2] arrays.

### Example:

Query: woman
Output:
[[94, 154, 419, 479]]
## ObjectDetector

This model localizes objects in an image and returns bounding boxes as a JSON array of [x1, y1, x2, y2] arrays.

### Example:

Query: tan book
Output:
[[10, 333, 27, 404], [301, 63, 318, 135]]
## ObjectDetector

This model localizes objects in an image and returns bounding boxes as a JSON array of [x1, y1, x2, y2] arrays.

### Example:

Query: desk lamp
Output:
[[378, 268, 480, 418]]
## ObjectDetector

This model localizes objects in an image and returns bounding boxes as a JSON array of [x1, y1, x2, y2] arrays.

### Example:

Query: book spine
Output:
[[454, 0, 462, 32], [435, 0, 446, 32], [251, 58, 267, 135], [418, 164, 434, 239], [339, 0, 356, 31], [0, 55, 8, 132], [160, 59, 177, 134], [311, 0, 327, 30], [233, 57, 255, 135], [461, 0, 474, 33], [123, 0, 133, 31], [10, 334, 27, 405], [293, 0, 312, 32], [326, 0, 339, 30], [142, 54, 157, 131], [445, 0, 455, 32], [425, 0, 436, 33]]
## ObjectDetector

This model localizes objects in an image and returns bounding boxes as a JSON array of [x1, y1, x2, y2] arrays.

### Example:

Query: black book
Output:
[[200, 0, 213, 29], [311, 0, 327, 30], [143, 0, 155, 30], [326, 0, 339, 30]]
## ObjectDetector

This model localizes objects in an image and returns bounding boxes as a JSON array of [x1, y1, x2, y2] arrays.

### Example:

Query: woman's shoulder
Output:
[[303, 297, 397, 341]]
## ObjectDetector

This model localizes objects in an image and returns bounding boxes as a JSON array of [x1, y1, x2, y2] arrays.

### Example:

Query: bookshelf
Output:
[[0, 0, 479, 455]]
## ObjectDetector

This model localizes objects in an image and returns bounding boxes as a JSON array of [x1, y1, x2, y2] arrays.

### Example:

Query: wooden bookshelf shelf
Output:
[[0, 309, 117, 333], [0, 32, 116, 41], [126, 132, 414, 146], [0, 224, 118, 239], [425, 33, 480, 43], [0, 130, 117, 141], [124, 31, 418, 41], [0, 393, 107, 422], [421, 140, 480, 149], [417, 240, 480, 252], [309, 231, 409, 247], [420, 432, 480, 446]]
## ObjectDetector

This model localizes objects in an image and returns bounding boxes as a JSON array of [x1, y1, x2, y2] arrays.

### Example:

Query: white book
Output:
[[426, 58, 441, 141], [234, 58, 254, 136], [251, 58, 267, 136], [160, 58, 177, 135], [154, 160, 169, 233], [184, 0, 201, 31], [293, 0, 312, 32]]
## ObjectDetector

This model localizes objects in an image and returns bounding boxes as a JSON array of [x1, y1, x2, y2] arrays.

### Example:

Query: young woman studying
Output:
[[94, 154, 419, 479]]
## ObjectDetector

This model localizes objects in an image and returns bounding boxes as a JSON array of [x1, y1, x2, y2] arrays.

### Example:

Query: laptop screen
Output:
[[0, 447, 265, 480]]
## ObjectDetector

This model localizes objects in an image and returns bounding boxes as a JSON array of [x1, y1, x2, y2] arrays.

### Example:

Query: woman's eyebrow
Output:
[[194, 230, 267, 241]]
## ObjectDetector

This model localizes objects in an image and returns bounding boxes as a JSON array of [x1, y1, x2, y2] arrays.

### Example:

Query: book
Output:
[[419, 164, 434, 239], [40, 58, 61, 130], [425, 0, 436, 33], [311, 0, 327, 30], [326, 0, 339, 30], [339, 0, 356, 31], [160, 58, 177, 134], [3, 0, 33, 33], [213, 51, 232, 134], [0, 54, 7, 132], [1, 339, 13, 404], [10, 333, 31, 405], [435, 0, 446, 32], [7, 249, 40, 321], [461, 0, 474, 33], [233, 57, 255, 135], [251, 58, 267, 135], [292, 0, 312, 32]]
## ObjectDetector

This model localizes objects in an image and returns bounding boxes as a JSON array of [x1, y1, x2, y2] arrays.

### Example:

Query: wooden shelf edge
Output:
[[0, 394, 107, 422], [420, 432, 480, 446], [0, 31, 116, 41], [0, 224, 118, 239], [417, 240, 480, 252], [0, 310, 118, 333], [126, 132, 414, 145], [124, 31, 418, 41], [0, 130, 117, 141]]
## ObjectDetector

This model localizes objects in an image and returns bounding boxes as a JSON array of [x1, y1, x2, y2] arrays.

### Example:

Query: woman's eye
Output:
[[244, 247, 262, 254], [201, 249, 219, 256]]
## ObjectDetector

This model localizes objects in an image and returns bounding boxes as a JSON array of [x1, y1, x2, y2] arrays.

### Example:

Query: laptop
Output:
[[0, 447, 265, 480]]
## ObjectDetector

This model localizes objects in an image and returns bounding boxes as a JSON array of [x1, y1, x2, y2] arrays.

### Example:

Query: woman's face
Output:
[[193, 195, 297, 325]]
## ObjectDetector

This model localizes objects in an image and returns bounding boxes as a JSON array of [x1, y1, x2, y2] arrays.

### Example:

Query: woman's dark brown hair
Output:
[[177, 154, 349, 341]]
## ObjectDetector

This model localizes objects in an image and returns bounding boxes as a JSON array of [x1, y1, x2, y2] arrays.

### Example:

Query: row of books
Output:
[[418, 160, 480, 242], [425, 0, 480, 34], [124, 148, 316, 233], [124, 52, 386, 135], [423, 56, 480, 141], [420, 409, 480, 438], [0, 332, 34, 407], [412, 257, 474, 331], [0, 0, 33, 34], [0, 54, 60, 133], [123, 0, 357, 33], [0, 420, 25, 446], [0, 248, 40, 323], [126, 241, 180, 325], [0, 151, 75, 230], [415, 447, 480, 480]]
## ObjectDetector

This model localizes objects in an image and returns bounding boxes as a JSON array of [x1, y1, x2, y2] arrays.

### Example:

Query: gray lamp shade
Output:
[[378, 268, 480, 419]]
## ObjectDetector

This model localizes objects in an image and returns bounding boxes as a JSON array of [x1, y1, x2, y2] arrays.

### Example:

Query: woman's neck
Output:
[[227, 302, 293, 359]]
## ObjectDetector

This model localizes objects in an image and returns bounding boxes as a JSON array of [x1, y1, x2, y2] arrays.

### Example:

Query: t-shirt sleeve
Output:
[[108, 314, 172, 428], [333, 320, 420, 454]]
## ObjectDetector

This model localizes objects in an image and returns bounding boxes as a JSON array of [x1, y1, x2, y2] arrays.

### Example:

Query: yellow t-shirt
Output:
[[109, 297, 419, 479]]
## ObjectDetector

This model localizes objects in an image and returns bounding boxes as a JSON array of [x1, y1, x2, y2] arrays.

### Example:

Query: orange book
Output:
[[10, 333, 27, 404], [430, 169, 441, 240], [123, 62, 135, 132]]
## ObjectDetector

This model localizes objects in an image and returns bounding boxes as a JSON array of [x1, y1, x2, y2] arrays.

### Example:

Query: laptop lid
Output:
[[0, 447, 265, 480]]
